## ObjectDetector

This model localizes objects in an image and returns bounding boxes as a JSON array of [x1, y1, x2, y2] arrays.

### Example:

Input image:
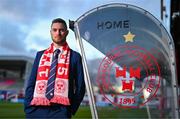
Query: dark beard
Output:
[[52, 38, 66, 45]]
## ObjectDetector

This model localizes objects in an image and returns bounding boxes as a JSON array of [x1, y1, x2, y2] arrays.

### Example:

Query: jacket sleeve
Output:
[[71, 53, 85, 115], [24, 52, 42, 114]]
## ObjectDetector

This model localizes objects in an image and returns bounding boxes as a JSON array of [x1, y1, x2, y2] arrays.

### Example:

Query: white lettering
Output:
[[58, 67, 68, 75], [39, 69, 49, 77]]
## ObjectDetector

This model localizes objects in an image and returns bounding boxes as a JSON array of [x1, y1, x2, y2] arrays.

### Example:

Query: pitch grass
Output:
[[0, 102, 148, 119], [74, 106, 148, 119], [0, 102, 25, 118]]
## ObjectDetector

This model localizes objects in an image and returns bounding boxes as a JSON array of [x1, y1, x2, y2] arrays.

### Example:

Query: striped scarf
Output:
[[30, 43, 70, 106]]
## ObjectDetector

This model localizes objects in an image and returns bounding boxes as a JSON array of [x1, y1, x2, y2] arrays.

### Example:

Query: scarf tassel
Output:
[[31, 97, 50, 106], [50, 96, 70, 105]]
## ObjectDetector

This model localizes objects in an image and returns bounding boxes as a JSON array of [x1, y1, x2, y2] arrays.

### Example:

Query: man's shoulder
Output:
[[33, 50, 45, 60], [70, 49, 81, 58], [36, 50, 45, 55], [37, 50, 46, 53]]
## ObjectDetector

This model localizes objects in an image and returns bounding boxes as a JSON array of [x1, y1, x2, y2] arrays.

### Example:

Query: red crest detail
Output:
[[121, 80, 134, 92]]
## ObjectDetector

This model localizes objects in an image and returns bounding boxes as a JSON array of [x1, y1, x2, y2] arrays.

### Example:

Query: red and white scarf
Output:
[[31, 43, 70, 106]]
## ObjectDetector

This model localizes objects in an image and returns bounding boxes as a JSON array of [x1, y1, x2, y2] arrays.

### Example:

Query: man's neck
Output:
[[53, 42, 66, 48]]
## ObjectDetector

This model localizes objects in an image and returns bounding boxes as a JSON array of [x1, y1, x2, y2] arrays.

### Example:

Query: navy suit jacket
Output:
[[24, 49, 85, 118]]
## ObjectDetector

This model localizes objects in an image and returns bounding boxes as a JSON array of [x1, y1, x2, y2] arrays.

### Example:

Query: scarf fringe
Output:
[[31, 97, 50, 106], [50, 96, 70, 105]]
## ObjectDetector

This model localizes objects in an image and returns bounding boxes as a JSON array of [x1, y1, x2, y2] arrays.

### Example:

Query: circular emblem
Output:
[[36, 81, 47, 94], [55, 80, 66, 93], [97, 45, 161, 108]]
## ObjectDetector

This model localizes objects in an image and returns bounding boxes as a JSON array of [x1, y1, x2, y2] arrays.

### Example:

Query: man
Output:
[[24, 18, 85, 118]]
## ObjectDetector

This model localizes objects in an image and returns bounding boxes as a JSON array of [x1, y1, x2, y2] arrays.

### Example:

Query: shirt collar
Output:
[[53, 45, 63, 52]]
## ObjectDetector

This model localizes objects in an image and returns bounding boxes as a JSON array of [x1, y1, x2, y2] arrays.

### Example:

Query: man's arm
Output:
[[71, 53, 85, 115], [24, 51, 43, 114]]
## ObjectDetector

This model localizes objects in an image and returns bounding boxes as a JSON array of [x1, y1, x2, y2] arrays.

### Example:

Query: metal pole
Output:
[[171, 56, 179, 119], [144, 98, 152, 119], [143, 84, 152, 119], [161, 0, 164, 20], [73, 22, 99, 119]]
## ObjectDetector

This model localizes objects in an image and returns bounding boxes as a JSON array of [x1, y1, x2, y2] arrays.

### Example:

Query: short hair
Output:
[[51, 18, 67, 29]]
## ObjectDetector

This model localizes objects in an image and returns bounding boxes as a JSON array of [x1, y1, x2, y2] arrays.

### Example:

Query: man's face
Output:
[[50, 22, 68, 45]]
